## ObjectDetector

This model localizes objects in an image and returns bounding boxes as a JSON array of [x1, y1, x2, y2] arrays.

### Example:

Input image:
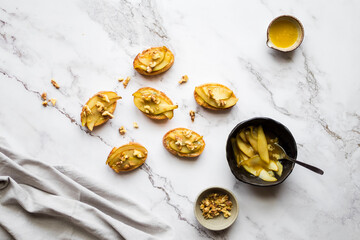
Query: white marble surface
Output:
[[1, 0, 359, 239]]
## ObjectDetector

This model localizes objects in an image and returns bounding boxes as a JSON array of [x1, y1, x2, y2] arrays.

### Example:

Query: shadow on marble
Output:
[[172, 155, 200, 162], [234, 180, 285, 198], [246, 183, 285, 198], [146, 117, 172, 125], [212, 226, 231, 236], [268, 48, 297, 62], [194, 221, 233, 236], [198, 106, 235, 116], [134, 71, 171, 82]]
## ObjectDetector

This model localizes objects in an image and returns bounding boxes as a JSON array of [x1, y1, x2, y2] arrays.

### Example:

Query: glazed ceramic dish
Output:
[[266, 15, 304, 52], [226, 117, 297, 187], [194, 187, 239, 231]]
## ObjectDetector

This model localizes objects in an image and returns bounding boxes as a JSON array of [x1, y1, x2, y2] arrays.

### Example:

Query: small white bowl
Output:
[[194, 187, 239, 231], [266, 15, 304, 52]]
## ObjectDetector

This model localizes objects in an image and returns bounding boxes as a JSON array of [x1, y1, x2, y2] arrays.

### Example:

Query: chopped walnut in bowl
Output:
[[194, 187, 239, 231], [200, 193, 233, 219]]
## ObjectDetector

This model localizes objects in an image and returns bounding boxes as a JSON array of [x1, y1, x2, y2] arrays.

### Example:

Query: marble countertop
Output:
[[1, 0, 359, 239]]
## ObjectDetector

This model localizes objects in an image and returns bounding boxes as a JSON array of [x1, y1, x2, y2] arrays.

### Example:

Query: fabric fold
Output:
[[0, 138, 173, 240], [0, 176, 9, 190]]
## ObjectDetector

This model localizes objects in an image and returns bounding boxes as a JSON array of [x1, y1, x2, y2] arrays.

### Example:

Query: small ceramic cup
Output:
[[266, 15, 304, 52], [194, 187, 239, 231]]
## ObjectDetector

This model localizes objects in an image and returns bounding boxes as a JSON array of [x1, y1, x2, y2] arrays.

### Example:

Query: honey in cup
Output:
[[267, 15, 304, 52]]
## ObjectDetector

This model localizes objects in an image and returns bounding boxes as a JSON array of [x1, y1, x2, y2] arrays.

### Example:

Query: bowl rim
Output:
[[266, 15, 305, 52], [194, 186, 239, 231], [226, 117, 297, 187]]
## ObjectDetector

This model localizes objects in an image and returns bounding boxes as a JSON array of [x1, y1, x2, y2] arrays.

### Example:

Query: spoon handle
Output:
[[285, 156, 324, 175]]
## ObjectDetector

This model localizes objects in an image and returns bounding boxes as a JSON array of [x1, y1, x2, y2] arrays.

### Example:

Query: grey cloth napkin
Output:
[[0, 138, 173, 240]]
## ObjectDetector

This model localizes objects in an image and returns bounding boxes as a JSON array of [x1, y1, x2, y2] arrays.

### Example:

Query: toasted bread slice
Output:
[[133, 47, 174, 76], [194, 90, 219, 110], [106, 142, 148, 172], [163, 128, 205, 157], [143, 111, 172, 120], [133, 87, 177, 120], [81, 91, 121, 131], [194, 83, 238, 110]]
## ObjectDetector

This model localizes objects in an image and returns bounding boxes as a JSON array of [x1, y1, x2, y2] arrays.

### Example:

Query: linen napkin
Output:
[[0, 138, 173, 240]]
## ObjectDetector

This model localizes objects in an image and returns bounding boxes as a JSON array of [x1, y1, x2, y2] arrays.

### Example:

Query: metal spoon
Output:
[[274, 143, 324, 175]]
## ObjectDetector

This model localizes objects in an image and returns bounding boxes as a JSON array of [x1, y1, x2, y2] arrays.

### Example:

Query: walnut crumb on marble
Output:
[[42, 101, 48, 107], [189, 110, 195, 121], [41, 92, 47, 101], [133, 122, 139, 128], [51, 79, 60, 89], [50, 98, 56, 106], [119, 126, 126, 135], [118, 78, 124, 82], [123, 77, 131, 88], [179, 75, 188, 84]]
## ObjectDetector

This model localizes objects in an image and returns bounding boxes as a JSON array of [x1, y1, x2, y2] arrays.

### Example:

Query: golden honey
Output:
[[269, 19, 299, 48]]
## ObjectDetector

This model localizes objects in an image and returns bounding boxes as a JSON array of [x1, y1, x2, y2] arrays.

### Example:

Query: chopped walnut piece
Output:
[[50, 98, 56, 106], [272, 153, 281, 160], [152, 51, 161, 60], [268, 144, 275, 151], [41, 92, 47, 101], [133, 149, 144, 158], [174, 136, 184, 150], [133, 122, 139, 128], [97, 93, 110, 103], [121, 152, 129, 160], [102, 111, 114, 119], [51, 79, 60, 89], [189, 110, 195, 121], [141, 94, 151, 102], [183, 130, 192, 138], [95, 102, 105, 113], [42, 101, 48, 107], [84, 105, 92, 115], [120, 153, 129, 161], [185, 141, 195, 151], [123, 76, 131, 88], [146, 66, 152, 73], [119, 126, 126, 135], [179, 75, 188, 84], [200, 193, 232, 219], [208, 89, 214, 99], [216, 99, 226, 107], [118, 78, 124, 82], [151, 94, 160, 104], [143, 105, 154, 114], [149, 61, 157, 68]]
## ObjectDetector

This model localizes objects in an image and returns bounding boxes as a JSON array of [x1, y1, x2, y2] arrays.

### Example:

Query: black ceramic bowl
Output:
[[226, 117, 297, 187]]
